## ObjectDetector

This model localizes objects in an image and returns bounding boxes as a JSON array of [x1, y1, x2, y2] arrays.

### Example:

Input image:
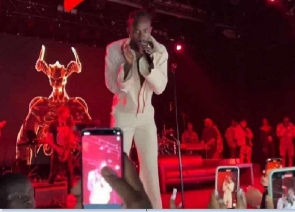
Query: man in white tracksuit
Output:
[[104, 10, 168, 209], [223, 175, 235, 208]]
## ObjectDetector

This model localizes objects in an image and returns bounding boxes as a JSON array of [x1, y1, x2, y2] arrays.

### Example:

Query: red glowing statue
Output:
[[16, 45, 91, 160]]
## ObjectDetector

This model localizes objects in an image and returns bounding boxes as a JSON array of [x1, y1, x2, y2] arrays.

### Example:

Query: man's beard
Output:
[[130, 40, 140, 51]]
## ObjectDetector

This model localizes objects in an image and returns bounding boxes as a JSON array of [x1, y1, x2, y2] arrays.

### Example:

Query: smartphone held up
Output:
[[81, 128, 124, 209], [268, 167, 295, 209], [215, 166, 240, 209], [266, 158, 282, 173]]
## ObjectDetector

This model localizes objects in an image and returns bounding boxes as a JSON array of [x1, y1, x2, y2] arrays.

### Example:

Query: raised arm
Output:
[[104, 42, 134, 94], [139, 42, 168, 95]]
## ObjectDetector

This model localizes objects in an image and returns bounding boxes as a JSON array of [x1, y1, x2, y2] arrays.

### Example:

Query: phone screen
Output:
[[216, 167, 239, 209], [271, 170, 295, 209], [266, 158, 282, 172], [81, 128, 123, 209]]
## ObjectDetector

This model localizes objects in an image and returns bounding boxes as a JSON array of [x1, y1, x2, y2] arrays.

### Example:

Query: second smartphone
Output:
[[266, 158, 282, 173], [81, 128, 124, 209], [268, 167, 295, 209], [215, 166, 240, 209]]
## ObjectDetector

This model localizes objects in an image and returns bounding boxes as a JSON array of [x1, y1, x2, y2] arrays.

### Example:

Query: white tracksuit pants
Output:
[[111, 111, 162, 209]]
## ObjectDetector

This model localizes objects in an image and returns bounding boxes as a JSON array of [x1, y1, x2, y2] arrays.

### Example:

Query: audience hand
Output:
[[101, 153, 152, 209], [208, 191, 226, 209], [208, 189, 246, 209], [169, 199, 182, 209], [169, 190, 182, 209], [245, 186, 263, 208], [245, 186, 274, 209], [265, 195, 274, 209], [71, 153, 152, 209]]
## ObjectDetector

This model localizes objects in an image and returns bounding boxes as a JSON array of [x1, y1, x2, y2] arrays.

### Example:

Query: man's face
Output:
[[128, 17, 152, 47], [6, 181, 35, 209]]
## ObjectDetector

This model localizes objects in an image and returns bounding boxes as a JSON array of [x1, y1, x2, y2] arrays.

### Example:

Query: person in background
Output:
[[201, 118, 223, 159], [225, 120, 238, 158], [276, 116, 295, 167], [260, 118, 274, 159], [0, 173, 35, 209], [104, 10, 168, 208], [181, 122, 199, 144], [45, 105, 75, 194], [235, 119, 253, 163]]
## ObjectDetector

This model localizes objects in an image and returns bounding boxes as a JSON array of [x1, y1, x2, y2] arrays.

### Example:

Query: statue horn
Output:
[[35, 45, 49, 74], [71, 47, 81, 65], [65, 47, 82, 76]]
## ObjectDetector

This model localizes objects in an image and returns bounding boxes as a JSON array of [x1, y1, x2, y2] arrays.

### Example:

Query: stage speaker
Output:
[[34, 181, 67, 208]]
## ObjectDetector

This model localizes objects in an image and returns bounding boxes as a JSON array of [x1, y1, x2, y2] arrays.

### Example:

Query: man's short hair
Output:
[[127, 10, 152, 26]]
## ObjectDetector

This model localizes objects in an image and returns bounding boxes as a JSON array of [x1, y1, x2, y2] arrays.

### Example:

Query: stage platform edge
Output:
[[33, 180, 67, 208]]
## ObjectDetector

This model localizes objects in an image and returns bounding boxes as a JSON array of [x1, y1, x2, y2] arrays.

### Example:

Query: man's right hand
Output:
[[122, 43, 134, 66]]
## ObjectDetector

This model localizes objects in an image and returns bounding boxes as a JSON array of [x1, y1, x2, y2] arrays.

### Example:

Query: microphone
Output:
[[144, 52, 154, 69], [143, 41, 154, 69]]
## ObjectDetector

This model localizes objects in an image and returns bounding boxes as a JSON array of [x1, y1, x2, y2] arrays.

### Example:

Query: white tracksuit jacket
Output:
[[105, 36, 168, 209]]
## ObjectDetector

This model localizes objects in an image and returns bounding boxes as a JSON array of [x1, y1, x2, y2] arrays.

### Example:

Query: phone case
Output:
[[268, 167, 295, 198], [215, 166, 240, 192]]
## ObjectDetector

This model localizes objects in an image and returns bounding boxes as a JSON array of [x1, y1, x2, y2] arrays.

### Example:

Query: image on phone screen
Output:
[[82, 129, 123, 209], [216, 167, 239, 209], [271, 171, 295, 209], [266, 158, 282, 172]]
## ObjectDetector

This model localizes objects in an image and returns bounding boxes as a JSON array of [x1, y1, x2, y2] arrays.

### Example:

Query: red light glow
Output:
[[176, 44, 182, 51], [64, 0, 84, 12]]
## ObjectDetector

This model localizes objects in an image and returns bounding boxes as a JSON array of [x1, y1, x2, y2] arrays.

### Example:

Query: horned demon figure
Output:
[[16, 45, 91, 160]]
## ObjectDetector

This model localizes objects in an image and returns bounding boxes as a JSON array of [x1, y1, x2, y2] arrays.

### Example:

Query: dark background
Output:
[[2, 0, 295, 166], [0, 31, 295, 165]]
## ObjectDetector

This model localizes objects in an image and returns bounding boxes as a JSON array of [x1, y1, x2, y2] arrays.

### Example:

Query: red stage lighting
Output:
[[64, 0, 84, 12], [176, 44, 182, 51]]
